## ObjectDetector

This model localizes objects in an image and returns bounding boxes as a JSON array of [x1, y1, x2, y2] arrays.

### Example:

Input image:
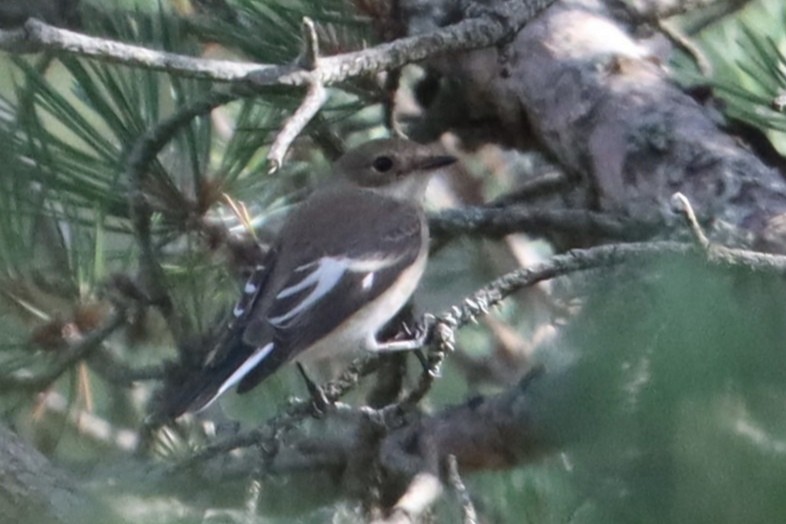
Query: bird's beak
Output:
[[417, 154, 457, 171]]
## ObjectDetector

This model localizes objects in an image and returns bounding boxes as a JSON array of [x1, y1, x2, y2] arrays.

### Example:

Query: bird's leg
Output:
[[413, 349, 430, 372], [296, 362, 330, 416], [372, 313, 435, 353]]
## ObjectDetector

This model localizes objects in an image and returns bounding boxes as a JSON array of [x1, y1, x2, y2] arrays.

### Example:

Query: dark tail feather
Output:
[[157, 332, 258, 419], [156, 362, 236, 419], [158, 370, 224, 419], [157, 258, 280, 419]]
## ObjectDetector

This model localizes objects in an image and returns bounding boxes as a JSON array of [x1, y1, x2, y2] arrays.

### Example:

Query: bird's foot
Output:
[[402, 313, 436, 347]]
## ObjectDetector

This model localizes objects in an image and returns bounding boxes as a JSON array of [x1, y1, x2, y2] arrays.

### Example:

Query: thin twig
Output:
[[266, 81, 328, 173], [0, 19, 259, 79], [447, 455, 478, 524], [297, 17, 319, 71], [430, 206, 657, 241], [671, 192, 710, 250], [657, 19, 712, 77], [252, 0, 558, 86], [0, 1, 556, 87], [383, 68, 406, 138]]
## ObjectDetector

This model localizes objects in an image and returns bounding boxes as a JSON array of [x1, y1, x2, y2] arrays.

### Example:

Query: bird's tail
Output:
[[156, 331, 271, 418]]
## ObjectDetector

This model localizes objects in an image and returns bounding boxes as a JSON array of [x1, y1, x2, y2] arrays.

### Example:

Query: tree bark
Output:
[[413, 0, 786, 252], [0, 424, 105, 524]]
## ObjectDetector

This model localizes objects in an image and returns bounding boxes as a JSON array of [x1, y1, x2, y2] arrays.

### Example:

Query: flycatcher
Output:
[[168, 138, 456, 416]]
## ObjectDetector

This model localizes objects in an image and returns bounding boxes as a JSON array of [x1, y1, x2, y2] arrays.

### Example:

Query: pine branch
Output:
[[0, 311, 125, 393], [0, 1, 556, 87]]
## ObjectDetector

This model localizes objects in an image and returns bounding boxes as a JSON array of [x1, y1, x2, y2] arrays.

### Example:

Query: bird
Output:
[[166, 138, 456, 417]]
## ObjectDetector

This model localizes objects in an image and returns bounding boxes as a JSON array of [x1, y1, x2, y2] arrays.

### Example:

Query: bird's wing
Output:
[[165, 190, 426, 416], [235, 191, 426, 392]]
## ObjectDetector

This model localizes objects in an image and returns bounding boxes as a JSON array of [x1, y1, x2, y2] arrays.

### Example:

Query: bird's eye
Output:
[[372, 156, 394, 172]]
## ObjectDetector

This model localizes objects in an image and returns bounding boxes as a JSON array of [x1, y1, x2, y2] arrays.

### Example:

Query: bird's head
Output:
[[334, 138, 456, 201]]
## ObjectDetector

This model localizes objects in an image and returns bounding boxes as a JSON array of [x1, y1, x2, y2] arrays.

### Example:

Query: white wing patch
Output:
[[232, 303, 245, 318], [269, 254, 402, 327], [361, 272, 375, 290], [270, 257, 347, 325], [346, 257, 401, 272], [232, 267, 267, 319]]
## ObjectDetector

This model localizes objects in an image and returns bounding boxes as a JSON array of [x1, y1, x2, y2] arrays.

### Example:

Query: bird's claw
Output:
[[411, 313, 436, 346], [296, 363, 331, 417]]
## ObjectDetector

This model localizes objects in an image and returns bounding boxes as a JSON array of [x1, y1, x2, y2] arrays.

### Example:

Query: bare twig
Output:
[[297, 17, 319, 71], [0, 19, 259, 79], [447, 455, 479, 524], [671, 192, 710, 250], [430, 206, 656, 241], [266, 81, 328, 173], [656, 19, 712, 77], [255, 0, 558, 87], [0, 1, 556, 87], [383, 68, 406, 139]]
